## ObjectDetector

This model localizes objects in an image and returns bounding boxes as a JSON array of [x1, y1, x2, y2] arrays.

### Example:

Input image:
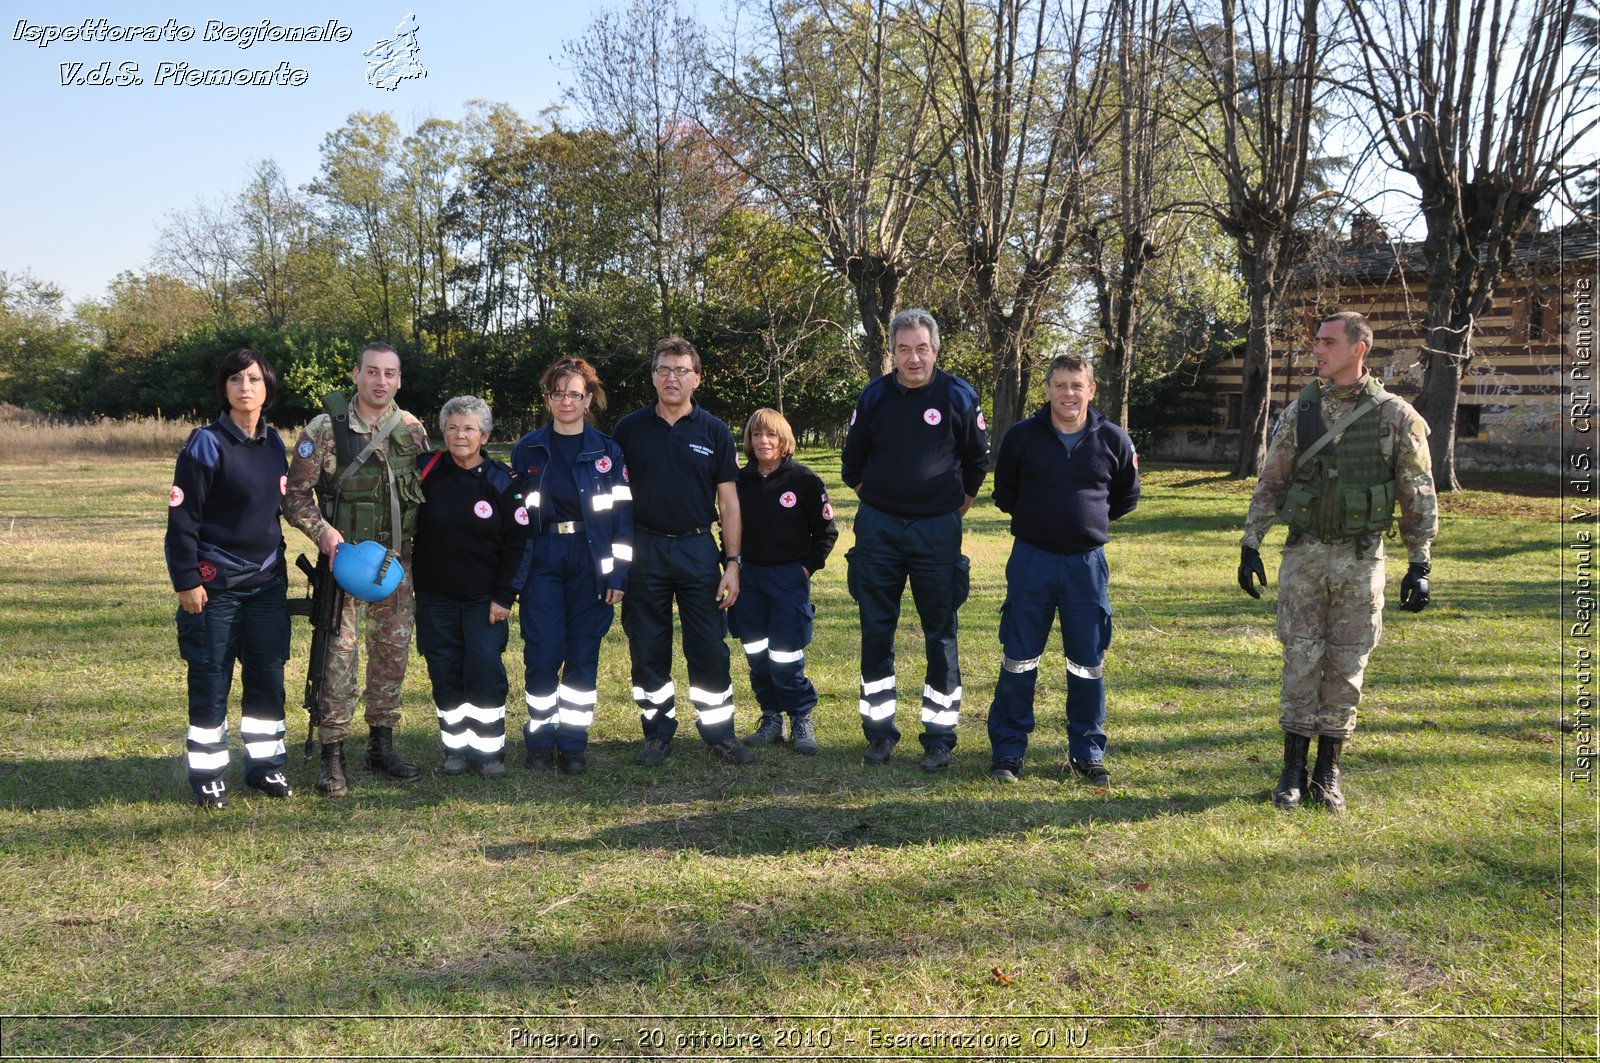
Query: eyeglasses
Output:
[[548, 390, 587, 403], [653, 365, 696, 378]]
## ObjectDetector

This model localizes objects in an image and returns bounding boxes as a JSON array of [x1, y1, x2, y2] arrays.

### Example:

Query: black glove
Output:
[[1238, 545, 1267, 599], [1399, 561, 1431, 612]]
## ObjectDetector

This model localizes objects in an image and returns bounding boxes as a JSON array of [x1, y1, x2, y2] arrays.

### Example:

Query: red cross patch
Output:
[[514, 507, 530, 526], [923, 408, 942, 426], [595, 456, 613, 474], [779, 491, 797, 508], [474, 500, 494, 519], [167, 485, 184, 507], [198, 561, 217, 583], [279, 475, 287, 496], [822, 502, 834, 520], [976, 411, 987, 431]]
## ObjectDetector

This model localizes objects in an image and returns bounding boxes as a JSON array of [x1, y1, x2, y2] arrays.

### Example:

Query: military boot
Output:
[[743, 713, 785, 747], [790, 714, 818, 756], [365, 726, 420, 780], [1309, 736, 1347, 815], [1272, 732, 1311, 810], [316, 742, 348, 798]]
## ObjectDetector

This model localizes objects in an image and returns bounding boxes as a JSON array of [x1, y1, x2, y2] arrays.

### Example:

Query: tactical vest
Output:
[[315, 392, 424, 547], [1276, 377, 1397, 540]]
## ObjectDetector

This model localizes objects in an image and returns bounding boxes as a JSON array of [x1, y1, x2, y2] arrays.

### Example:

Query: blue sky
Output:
[[0, 1, 656, 303]]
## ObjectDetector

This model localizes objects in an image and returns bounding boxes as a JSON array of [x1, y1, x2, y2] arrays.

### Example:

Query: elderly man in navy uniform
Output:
[[841, 308, 989, 772], [1239, 311, 1438, 814], [987, 354, 1139, 785], [613, 336, 751, 767]]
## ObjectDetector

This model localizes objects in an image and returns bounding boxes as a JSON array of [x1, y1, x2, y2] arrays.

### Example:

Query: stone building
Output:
[[1147, 216, 1596, 473]]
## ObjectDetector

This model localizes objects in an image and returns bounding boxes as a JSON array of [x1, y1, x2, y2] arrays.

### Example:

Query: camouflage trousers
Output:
[[319, 567, 415, 744], [1276, 533, 1384, 740]]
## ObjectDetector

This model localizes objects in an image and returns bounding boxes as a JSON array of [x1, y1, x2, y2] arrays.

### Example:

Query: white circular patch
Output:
[[514, 507, 530, 526], [779, 491, 797, 508], [474, 500, 494, 520], [278, 475, 288, 496], [167, 485, 184, 507], [595, 456, 613, 474], [976, 411, 987, 431], [296, 439, 315, 459], [923, 408, 942, 426], [821, 502, 834, 521], [850, 409, 857, 426]]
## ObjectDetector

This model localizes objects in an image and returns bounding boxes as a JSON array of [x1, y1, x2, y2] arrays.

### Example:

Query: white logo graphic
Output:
[[822, 502, 834, 521], [296, 439, 315, 458], [364, 12, 426, 91], [976, 411, 987, 431], [473, 500, 494, 520], [279, 475, 287, 496], [779, 491, 797, 508], [923, 408, 942, 426], [850, 409, 857, 425], [595, 456, 613, 474], [514, 507, 530, 526], [168, 485, 184, 507]]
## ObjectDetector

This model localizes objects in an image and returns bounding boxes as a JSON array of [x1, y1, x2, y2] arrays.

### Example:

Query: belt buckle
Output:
[[554, 521, 579, 534]]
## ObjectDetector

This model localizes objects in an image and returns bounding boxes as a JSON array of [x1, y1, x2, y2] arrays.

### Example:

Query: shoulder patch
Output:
[[168, 485, 185, 507], [296, 438, 315, 459]]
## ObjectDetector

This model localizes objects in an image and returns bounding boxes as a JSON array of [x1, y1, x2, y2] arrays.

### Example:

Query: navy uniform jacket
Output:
[[841, 368, 989, 518], [165, 414, 288, 593], [508, 424, 633, 597], [992, 405, 1140, 555], [736, 457, 839, 573], [412, 451, 524, 607]]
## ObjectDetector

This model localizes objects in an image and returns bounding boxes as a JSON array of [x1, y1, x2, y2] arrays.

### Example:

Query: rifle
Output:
[[290, 553, 345, 759]]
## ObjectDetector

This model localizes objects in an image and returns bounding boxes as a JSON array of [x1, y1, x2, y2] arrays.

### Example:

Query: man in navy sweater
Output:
[[988, 353, 1139, 785], [841, 308, 989, 772]]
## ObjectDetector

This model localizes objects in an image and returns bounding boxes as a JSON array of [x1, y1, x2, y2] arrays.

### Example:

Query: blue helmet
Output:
[[332, 540, 404, 602]]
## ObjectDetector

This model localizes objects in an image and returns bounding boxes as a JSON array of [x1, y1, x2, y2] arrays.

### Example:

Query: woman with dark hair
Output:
[[412, 395, 523, 777], [164, 348, 292, 808], [733, 408, 837, 754], [508, 357, 632, 775]]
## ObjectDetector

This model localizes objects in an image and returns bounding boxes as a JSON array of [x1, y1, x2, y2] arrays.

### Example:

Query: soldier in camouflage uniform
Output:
[[1238, 312, 1438, 814], [284, 342, 430, 797]]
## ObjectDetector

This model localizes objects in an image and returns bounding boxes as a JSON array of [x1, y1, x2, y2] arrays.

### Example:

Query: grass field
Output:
[[0, 444, 1593, 1060]]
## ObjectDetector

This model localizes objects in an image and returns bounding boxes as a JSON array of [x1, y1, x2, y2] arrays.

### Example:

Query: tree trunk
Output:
[[1415, 322, 1466, 492], [848, 258, 901, 377], [1233, 253, 1277, 478]]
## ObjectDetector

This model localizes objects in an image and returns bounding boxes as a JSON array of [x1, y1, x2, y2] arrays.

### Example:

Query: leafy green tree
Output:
[[0, 272, 87, 413]]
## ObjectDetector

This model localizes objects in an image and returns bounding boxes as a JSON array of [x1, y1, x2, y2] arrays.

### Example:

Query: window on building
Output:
[[1457, 404, 1481, 439]]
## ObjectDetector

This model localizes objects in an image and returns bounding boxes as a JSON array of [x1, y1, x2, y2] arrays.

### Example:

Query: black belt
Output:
[[542, 520, 584, 535], [638, 524, 709, 539]]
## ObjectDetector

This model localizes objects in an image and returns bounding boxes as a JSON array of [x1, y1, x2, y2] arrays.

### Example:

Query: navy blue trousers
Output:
[[728, 560, 818, 717], [620, 530, 735, 746], [520, 534, 614, 753], [987, 540, 1113, 765], [846, 503, 968, 752], [416, 591, 510, 765], [175, 575, 289, 792]]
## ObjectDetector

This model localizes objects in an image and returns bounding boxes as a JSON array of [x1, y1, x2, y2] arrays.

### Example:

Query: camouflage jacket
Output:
[[284, 401, 430, 548], [1242, 375, 1438, 563]]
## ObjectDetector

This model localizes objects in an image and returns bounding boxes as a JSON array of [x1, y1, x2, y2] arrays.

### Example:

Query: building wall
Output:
[[1149, 253, 1581, 471]]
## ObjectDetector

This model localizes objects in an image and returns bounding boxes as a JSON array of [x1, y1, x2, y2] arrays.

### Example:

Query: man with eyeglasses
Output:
[[841, 308, 989, 772], [612, 337, 751, 767]]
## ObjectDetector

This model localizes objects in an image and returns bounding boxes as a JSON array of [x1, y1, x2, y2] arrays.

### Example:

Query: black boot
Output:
[[316, 742, 348, 797], [1310, 736, 1347, 814], [1272, 732, 1311, 810], [365, 726, 420, 780], [743, 713, 785, 747]]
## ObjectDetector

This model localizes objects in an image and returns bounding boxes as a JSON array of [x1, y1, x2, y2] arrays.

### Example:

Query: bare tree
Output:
[[1073, 0, 1187, 428], [1344, 0, 1597, 489], [565, 0, 733, 335], [711, 0, 950, 374], [1178, 0, 1329, 476]]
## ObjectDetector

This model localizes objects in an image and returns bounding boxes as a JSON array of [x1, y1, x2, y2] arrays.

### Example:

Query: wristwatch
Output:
[[726, 554, 743, 568]]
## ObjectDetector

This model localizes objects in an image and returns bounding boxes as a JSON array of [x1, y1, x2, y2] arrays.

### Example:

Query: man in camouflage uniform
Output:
[[285, 342, 429, 796], [1238, 311, 1438, 814]]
